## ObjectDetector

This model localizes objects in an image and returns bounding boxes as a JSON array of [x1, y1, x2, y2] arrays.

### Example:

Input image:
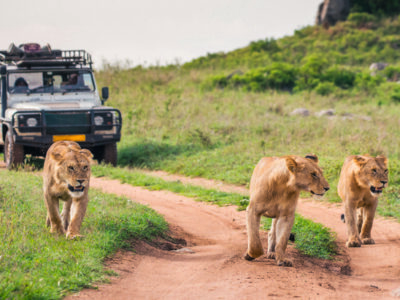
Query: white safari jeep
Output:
[[0, 43, 122, 169]]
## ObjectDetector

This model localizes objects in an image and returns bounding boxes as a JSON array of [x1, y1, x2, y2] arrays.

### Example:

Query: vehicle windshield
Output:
[[8, 71, 95, 94]]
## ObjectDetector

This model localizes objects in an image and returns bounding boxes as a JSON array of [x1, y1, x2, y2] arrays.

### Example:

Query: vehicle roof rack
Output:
[[0, 43, 93, 68]]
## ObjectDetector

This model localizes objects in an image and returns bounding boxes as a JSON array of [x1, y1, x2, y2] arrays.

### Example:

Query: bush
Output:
[[347, 12, 377, 27], [210, 74, 229, 89], [265, 63, 297, 90], [384, 66, 400, 81], [206, 63, 297, 92], [354, 72, 384, 92], [249, 38, 281, 53], [324, 66, 356, 89], [296, 54, 329, 90], [391, 86, 400, 102], [315, 82, 336, 96], [351, 1, 400, 16]]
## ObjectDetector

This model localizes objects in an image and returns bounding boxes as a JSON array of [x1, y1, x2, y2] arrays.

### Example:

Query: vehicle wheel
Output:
[[4, 131, 24, 170], [103, 143, 117, 166]]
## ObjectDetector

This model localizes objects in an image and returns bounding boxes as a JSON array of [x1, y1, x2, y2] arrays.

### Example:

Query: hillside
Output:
[[95, 13, 400, 219]]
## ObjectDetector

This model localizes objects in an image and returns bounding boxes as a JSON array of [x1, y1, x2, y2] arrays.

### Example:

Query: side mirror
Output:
[[101, 87, 109, 102]]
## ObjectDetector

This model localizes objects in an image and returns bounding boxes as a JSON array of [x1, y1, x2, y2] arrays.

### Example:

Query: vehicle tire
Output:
[[4, 131, 24, 170], [103, 143, 117, 166]]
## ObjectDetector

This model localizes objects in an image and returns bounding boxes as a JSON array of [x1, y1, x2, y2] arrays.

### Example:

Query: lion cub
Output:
[[43, 141, 93, 239], [338, 155, 388, 247], [245, 155, 329, 267]]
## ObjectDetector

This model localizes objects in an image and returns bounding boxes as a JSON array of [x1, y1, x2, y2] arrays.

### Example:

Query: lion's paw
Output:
[[346, 239, 361, 248], [244, 253, 255, 261], [361, 238, 375, 245], [277, 259, 293, 267], [66, 233, 84, 240], [266, 252, 276, 260]]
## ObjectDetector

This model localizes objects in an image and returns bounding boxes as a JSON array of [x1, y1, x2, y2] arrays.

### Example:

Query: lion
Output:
[[244, 154, 330, 267], [43, 141, 93, 239], [338, 155, 388, 248]]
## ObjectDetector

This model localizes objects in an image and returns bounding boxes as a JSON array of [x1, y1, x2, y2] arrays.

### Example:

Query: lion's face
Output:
[[49, 142, 93, 198], [59, 151, 91, 198], [287, 155, 330, 196], [355, 155, 388, 197]]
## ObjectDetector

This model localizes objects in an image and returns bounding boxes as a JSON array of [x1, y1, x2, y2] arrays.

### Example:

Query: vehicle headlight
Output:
[[94, 116, 104, 126], [26, 117, 38, 127]]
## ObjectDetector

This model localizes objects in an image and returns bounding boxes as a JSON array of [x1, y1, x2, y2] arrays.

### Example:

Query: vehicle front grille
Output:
[[44, 111, 91, 134]]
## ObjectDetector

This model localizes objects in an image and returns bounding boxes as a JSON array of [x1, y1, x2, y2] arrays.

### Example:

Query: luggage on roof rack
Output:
[[0, 43, 92, 68]]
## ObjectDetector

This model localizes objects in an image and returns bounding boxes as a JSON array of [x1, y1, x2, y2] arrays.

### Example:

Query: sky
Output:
[[0, 0, 322, 68]]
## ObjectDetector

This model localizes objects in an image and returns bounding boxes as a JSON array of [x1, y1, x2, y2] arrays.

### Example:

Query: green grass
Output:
[[93, 15, 400, 222], [262, 215, 337, 260], [92, 165, 250, 210], [92, 165, 337, 259], [95, 67, 400, 221], [0, 170, 168, 299]]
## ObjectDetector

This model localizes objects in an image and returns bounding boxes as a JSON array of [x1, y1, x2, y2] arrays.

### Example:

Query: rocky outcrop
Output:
[[316, 0, 350, 27]]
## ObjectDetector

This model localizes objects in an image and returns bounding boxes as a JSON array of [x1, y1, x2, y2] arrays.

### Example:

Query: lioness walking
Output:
[[338, 155, 388, 247], [245, 155, 329, 266], [43, 141, 93, 239]]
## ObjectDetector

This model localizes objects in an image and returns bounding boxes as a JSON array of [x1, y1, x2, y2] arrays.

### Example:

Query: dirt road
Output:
[[67, 172, 400, 299]]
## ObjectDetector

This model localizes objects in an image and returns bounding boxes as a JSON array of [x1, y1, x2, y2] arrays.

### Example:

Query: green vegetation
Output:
[[0, 171, 168, 299], [95, 14, 400, 222], [93, 165, 249, 209], [262, 214, 337, 260], [93, 165, 337, 259], [350, 0, 400, 16]]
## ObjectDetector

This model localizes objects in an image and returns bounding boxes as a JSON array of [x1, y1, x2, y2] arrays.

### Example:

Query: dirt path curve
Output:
[[68, 172, 400, 299]]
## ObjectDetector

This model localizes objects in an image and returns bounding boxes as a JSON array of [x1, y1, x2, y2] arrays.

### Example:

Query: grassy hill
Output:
[[95, 13, 400, 220]]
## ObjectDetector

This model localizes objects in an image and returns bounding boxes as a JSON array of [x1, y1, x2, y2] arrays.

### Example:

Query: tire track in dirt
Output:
[[66, 172, 400, 299]]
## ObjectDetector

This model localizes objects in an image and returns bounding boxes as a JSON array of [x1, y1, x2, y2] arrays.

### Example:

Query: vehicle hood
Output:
[[10, 101, 97, 110]]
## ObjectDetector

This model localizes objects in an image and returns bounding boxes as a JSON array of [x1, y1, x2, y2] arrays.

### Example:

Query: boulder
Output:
[[369, 62, 389, 76], [290, 108, 310, 117], [315, 109, 335, 117], [316, 0, 350, 27]]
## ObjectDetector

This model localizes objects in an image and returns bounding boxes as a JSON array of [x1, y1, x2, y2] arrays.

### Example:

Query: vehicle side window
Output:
[[82, 73, 94, 90]]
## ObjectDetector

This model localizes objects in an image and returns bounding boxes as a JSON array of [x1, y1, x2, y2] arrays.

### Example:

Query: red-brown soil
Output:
[[66, 171, 400, 299]]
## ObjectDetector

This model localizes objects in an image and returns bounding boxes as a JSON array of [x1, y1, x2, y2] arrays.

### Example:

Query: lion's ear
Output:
[[305, 154, 318, 163], [285, 157, 298, 173], [50, 149, 65, 162], [353, 155, 368, 167], [80, 149, 93, 160], [376, 155, 388, 166]]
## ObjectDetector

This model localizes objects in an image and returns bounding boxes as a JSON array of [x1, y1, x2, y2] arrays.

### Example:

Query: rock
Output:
[[369, 62, 389, 76], [290, 108, 310, 117], [316, 0, 350, 27], [315, 109, 335, 117]]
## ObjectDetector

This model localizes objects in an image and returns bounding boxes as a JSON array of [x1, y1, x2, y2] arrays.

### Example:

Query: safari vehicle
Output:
[[0, 43, 122, 169]]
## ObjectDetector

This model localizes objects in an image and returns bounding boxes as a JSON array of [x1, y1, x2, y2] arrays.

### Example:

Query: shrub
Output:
[[324, 66, 356, 89], [210, 74, 229, 89], [315, 82, 336, 96], [384, 66, 400, 81], [350, 1, 400, 16], [391, 86, 400, 102], [296, 54, 329, 90], [265, 63, 297, 90], [347, 12, 377, 27], [354, 72, 384, 92], [249, 38, 281, 53]]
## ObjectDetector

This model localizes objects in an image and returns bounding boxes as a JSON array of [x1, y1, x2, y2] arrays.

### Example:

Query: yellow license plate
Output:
[[52, 135, 86, 142]]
